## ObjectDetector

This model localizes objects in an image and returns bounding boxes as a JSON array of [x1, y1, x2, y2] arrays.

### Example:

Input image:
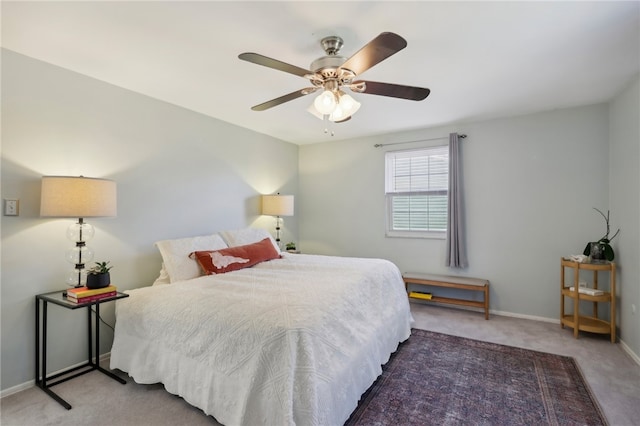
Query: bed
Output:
[[110, 228, 413, 426]]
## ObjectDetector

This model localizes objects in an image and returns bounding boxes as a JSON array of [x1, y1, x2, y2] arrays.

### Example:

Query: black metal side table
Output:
[[35, 290, 129, 409]]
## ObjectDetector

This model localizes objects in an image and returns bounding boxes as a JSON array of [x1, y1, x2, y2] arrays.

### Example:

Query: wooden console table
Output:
[[560, 258, 616, 342], [403, 272, 490, 320]]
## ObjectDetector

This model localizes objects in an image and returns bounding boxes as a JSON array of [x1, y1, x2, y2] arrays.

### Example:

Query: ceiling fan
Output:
[[238, 32, 430, 123]]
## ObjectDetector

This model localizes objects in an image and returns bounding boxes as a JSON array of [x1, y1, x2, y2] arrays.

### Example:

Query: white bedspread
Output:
[[110, 254, 413, 426]]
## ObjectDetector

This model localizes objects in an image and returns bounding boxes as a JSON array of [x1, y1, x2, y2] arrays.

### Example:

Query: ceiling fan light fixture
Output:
[[313, 89, 338, 115], [337, 93, 360, 117], [330, 104, 345, 121], [307, 102, 341, 122], [308, 91, 361, 122], [329, 93, 360, 122], [306, 103, 324, 119]]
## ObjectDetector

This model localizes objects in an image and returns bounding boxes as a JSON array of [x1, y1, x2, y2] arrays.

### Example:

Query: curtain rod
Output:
[[374, 134, 467, 148]]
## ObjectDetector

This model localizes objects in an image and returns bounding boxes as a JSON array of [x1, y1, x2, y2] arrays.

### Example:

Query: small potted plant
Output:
[[285, 242, 297, 252], [583, 208, 620, 262], [86, 261, 113, 289]]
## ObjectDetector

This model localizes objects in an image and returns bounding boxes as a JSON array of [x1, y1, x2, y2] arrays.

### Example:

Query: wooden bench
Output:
[[403, 272, 490, 320]]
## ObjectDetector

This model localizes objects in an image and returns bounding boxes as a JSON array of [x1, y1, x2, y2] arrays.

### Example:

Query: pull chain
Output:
[[323, 115, 335, 137]]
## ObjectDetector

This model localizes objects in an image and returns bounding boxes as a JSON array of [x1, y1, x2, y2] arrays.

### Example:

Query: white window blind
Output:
[[385, 146, 449, 237]]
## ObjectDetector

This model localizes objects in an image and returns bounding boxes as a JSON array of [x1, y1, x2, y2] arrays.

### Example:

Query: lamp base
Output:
[[274, 216, 283, 250], [66, 268, 88, 288]]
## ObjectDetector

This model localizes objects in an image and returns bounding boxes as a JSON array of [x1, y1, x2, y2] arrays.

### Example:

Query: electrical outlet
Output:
[[633, 304, 637, 315], [4, 199, 19, 216]]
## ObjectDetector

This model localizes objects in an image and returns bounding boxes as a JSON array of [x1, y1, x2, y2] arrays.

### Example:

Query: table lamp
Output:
[[40, 176, 117, 287], [261, 193, 294, 250]]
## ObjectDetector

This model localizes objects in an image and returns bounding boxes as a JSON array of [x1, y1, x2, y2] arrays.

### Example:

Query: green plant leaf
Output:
[[583, 243, 592, 256]]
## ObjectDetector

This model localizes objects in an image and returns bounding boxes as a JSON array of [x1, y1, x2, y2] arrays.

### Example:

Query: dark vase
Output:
[[590, 242, 606, 262], [86, 272, 110, 289]]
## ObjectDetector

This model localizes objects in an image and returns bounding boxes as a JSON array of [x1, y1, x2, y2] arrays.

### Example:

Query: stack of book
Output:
[[408, 291, 433, 300], [66, 285, 117, 304], [568, 286, 604, 296]]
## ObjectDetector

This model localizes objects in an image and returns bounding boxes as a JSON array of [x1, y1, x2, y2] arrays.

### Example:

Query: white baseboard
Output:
[[0, 352, 111, 399], [492, 310, 640, 365], [490, 309, 560, 324], [0, 381, 33, 399], [620, 339, 640, 365], [411, 301, 561, 324]]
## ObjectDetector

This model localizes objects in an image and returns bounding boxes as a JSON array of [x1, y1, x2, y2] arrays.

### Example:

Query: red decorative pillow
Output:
[[190, 237, 281, 275]]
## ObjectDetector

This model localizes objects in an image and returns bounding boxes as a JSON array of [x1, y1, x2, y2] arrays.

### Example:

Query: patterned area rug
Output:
[[346, 329, 607, 426]]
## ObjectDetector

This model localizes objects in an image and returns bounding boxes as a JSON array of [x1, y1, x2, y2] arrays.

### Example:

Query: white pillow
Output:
[[219, 228, 280, 253], [155, 234, 228, 283], [152, 264, 171, 286]]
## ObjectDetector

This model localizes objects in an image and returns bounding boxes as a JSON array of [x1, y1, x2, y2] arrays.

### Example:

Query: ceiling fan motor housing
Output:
[[310, 36, 356, 85], [310, 55, 347, 74], [310, 59, 356, 92]]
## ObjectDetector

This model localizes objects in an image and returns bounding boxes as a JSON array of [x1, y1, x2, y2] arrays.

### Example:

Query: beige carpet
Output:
[[2, 303, 639, 425]]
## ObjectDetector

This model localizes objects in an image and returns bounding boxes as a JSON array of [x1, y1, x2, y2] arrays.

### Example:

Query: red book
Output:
[[67, 291, 117, 304]]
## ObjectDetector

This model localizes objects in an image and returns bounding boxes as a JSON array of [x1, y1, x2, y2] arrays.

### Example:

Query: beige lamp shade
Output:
[[40, 176, 117, 218], [261, 194, 294, 216]]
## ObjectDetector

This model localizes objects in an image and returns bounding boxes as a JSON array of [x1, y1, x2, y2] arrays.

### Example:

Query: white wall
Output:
[[0, 49, 299, 392], [299, 104, 611, 321], [609, 74, 640, 359]]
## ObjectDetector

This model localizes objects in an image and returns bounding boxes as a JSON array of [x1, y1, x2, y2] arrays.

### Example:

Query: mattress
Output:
[[110, 253, 413, 425]]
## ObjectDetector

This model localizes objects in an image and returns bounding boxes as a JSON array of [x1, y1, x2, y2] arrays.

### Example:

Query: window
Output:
[[385, 146, 448, 238]]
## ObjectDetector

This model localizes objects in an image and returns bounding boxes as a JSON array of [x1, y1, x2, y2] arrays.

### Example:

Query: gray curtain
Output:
[[446, 132, 468, 268]]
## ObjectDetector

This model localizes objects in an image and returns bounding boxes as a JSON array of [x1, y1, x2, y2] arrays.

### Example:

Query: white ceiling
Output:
[[2, 1, 639, 145]]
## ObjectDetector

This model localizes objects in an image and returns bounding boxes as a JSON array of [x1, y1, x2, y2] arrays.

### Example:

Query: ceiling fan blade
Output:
[[239, 53, 311, 78], [353, 80, 430, 101], [251, 89, 311, 111], [340, 32, 407, 76]]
